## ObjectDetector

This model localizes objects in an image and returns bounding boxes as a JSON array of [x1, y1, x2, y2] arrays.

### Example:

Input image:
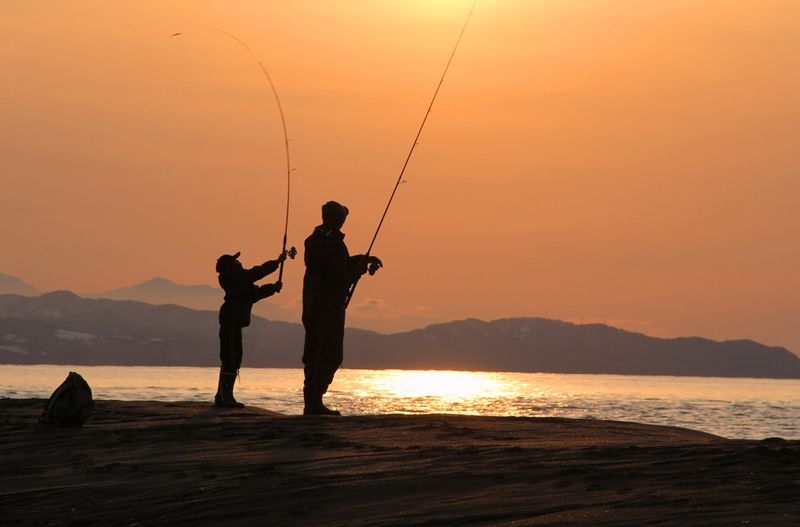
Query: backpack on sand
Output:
[[40, 371, 94, 427]]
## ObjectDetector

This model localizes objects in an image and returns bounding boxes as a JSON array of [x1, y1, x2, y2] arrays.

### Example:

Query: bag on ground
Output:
[[40, 371, 94, 427]]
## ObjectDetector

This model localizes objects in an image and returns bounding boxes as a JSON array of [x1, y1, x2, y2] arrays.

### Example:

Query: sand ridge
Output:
[[1, 399, 798, 526]]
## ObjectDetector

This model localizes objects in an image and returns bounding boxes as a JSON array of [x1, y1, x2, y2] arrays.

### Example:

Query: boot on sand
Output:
[[214, 370, 244, 408], [303, 388, 341, 416]]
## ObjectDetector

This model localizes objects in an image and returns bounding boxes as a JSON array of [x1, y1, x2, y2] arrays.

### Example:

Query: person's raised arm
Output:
[[245, 251, 287, 282], [256, 280, 283, 300]]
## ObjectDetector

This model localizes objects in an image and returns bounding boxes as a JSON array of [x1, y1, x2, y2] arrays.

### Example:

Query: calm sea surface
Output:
[[2, 364, 799, 440]]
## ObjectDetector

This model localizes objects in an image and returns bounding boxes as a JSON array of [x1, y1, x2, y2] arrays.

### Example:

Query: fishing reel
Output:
[[286, 246, 297, 260]]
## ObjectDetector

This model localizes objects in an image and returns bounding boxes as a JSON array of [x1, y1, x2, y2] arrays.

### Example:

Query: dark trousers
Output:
[[219, 323, 243, 373], [302, 306, 345, 397]]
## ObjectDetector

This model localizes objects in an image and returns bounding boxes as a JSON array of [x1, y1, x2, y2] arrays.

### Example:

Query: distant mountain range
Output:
[[89, 277, 223, 310], [1, 291, 799, 379], [0, 273, 285, 320], [0, 273, 40, 297]]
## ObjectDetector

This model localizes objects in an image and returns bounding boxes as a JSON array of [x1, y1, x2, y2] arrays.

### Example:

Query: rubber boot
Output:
[[214, 370, 244, 408], [303, 387, 341, 416]]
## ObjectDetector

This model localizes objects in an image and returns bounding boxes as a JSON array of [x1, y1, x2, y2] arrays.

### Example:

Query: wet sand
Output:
[[1, 399, 798, 526]]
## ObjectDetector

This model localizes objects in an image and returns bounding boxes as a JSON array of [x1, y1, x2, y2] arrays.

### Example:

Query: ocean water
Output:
[[2, 364, 799, 440]]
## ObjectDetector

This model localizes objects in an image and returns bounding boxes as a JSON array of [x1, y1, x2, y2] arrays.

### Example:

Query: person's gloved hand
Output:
[[367, 256, 383, 275], [273, 281, 283, 293]]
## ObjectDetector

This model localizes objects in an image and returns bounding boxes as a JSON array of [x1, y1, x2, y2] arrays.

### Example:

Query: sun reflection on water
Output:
[[365, 370, 508, 401]]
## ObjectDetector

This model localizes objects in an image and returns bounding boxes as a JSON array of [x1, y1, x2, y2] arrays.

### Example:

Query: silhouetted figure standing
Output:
[[215, 251, 286, 408], [302, 201, 382, 415]]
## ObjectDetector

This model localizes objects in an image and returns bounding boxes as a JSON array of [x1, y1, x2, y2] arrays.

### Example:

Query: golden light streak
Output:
[[367, 370, 507, 401]]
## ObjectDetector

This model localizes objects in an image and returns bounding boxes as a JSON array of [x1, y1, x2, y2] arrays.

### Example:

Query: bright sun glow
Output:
[[402, 0, 475, 18], [369, 370, 506, 401]]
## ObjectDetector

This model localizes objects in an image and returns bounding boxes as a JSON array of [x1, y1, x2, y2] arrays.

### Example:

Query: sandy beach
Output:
[[1, 399, 798, 526]]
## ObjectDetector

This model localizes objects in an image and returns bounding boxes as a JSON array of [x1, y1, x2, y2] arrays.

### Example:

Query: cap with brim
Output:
[[215, 251, 241, 273]]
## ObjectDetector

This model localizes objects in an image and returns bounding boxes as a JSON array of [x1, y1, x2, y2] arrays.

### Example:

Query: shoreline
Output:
[[4, 362, 800, 382], [3, 399, 798, 526]]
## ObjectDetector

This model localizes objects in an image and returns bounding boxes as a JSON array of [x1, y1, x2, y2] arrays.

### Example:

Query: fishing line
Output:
[[172, 29, 296, 279], [345, 0, 479, 308]]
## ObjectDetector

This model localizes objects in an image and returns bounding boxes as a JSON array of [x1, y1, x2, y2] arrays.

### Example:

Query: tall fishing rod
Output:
[[344, 0, 479, 308], [172, 30, 296, 280]]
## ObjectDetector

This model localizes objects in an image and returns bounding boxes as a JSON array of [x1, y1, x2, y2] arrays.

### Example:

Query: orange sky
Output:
[[2, 1, 798, 353]]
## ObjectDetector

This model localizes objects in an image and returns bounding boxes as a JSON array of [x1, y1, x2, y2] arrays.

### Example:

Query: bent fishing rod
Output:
[[344, 0, 478, 308], [172, 30, 297, 280]]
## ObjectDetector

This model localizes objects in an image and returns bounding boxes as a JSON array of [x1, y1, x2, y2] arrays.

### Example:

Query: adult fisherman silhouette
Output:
[[302, 0, 479, 415]]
